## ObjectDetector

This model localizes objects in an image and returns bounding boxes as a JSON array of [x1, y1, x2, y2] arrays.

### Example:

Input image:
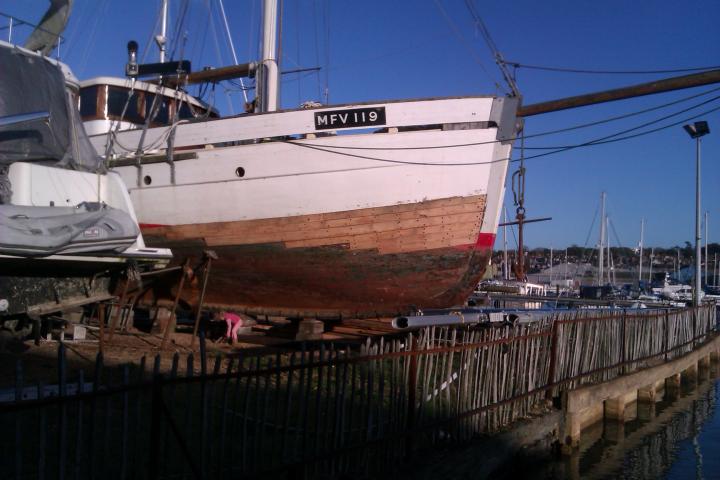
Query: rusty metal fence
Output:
[[0, 304, 716, 479]]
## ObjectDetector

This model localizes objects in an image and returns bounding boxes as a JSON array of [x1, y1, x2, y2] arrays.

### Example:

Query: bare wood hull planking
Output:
[[141, 195, 495, 318]]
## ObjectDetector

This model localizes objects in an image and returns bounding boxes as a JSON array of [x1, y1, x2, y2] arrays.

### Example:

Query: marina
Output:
[[1, 0, 720, 478]]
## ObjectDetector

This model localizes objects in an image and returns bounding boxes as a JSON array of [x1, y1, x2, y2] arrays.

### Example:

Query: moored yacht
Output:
[[0, 39, 171, 337]]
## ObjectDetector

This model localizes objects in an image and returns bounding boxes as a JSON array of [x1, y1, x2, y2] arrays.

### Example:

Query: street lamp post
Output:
[[683, 121, 710, 307]]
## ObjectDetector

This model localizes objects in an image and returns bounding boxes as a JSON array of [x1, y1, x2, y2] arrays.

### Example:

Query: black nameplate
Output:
[[314, 107, 386, 130]]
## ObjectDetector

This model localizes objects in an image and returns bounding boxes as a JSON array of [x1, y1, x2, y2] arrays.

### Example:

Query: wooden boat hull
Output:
[[92, 96, 518, 317], [143, 195, 494, 317]]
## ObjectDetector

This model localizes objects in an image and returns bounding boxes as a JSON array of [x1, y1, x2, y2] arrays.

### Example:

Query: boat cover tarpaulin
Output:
[[0, 44, 102, 172], [0, 202, 139, 257]]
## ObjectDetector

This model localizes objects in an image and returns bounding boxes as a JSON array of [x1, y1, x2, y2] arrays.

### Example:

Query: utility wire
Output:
[[503, 61, 720, 75]]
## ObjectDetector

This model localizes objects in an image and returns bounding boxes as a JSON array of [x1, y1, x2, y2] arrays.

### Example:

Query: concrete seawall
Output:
[[561, 333, 720, 454]]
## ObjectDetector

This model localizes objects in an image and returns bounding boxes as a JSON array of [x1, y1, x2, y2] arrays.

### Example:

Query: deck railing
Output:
[[0, 304, 716, 478]]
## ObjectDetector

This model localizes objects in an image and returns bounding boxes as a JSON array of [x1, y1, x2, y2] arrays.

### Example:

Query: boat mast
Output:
[[258, 0, 280, 112], [704, 211, 708, 288], [156, 0, 168, 63], [606, 216, 612, 285], [598, 192, 606, 285], [549, 246, 553, 284], [638, 218, 644, 285], [649, 248, 654, 284], [503, 207, 508, 280]]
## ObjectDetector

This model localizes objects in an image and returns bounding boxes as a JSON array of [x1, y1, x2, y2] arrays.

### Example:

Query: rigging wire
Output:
[[503, 61, 720, 75], [463, 0, 519, 96], [283, 85, 720, 152], [609, 217, 624, 250], [432, 0, 505, 94], [323, 0, 331, 104], [284, 100, 720, 166], [218, 0, 249, 104], [286, 92, 720, 155], [312, 0, 322, 102], [521, 93, 720, 149], [522, 101, 720, 158], [580, 203, 600, 268], [168, 0, 190, 60], [527, 85, 720, 139]]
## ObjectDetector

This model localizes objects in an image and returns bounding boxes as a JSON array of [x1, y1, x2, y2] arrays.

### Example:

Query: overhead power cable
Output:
[[503, 61, 720, 75]]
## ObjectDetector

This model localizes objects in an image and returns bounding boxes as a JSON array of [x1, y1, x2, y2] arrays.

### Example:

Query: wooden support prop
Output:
[[161, 259, 191, 350], [191, 251, 218, 349], [108, 276, 131, 343], [98, 303, 106, 355]]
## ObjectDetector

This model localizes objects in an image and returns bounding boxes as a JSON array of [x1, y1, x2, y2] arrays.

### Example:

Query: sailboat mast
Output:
[[503, 207, 508, 280], [606, 216, 612, 285], [158, 0, 168, 63], [705, 211, 708, 287], [598, 192, 606, 285], [638, 218, 644, 285], [649, 248, 654, 284], [550, 246, 553, 283], [258, 0, 280, 112]]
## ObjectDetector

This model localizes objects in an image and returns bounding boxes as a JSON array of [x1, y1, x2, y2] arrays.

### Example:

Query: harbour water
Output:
[[532, 369, 720, 479]]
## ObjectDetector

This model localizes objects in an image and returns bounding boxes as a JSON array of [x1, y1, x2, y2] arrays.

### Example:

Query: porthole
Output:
[[143, 175, 152, 185], [235, 167, 245, 178]]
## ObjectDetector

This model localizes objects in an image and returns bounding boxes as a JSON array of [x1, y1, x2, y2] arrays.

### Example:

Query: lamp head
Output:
[[683, 121, 710, 139]]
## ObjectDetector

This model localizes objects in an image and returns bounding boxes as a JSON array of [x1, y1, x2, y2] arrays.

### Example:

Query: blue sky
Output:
[[6, 0, 720, 249]]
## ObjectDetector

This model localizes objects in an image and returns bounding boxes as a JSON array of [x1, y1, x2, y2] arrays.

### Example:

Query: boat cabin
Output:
[[79, 77, 219, 137]]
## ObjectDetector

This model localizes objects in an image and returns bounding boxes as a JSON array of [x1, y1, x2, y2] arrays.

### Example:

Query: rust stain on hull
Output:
[[142, 195, 494, 317]]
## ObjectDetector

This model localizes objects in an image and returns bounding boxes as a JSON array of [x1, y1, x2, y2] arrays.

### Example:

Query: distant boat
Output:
[[652, 273, 702, 302]]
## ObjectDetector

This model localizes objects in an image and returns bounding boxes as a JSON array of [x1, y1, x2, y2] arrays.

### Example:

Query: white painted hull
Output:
[[91, 96, 517, 236]]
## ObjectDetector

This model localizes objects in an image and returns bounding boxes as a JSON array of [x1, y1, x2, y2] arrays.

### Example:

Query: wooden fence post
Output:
[[664, 309, 670, 362], [149, 375, 163, 479], [545, 320, 559, 400], [620, 311, 626, 375], [405, 333, 418, 459]]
